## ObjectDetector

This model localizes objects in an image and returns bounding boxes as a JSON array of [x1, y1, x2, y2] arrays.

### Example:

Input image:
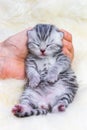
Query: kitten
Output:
[[12, 24, 78, 117]]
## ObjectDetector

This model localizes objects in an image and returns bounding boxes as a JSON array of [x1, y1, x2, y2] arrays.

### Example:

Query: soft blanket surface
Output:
[[0, 0, 87, 130]]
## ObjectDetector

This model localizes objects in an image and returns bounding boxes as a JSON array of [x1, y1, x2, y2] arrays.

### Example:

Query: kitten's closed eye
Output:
[[29, 42, 39, 47], [35, 43, 39, 47], [46, 44, 52, 47], [46, 43, 61, 49], [46, 40, 54, 47]]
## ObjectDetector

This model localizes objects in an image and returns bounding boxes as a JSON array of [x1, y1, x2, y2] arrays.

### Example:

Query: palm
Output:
[[0, 29, 28, 79]]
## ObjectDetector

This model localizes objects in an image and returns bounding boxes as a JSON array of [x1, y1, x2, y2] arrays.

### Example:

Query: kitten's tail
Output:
[[29, 108, 48, 116], [30, 105, 52, 116]]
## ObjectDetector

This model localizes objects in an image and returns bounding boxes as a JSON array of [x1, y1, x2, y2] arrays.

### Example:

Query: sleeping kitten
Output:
[[12, 24, 78, 117]]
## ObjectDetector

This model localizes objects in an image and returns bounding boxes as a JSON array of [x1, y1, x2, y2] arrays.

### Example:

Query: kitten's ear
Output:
[[27, 28, 36, 41], [27, 30, 33, 43], [54, 26, 64, 39], [27, 30, 32, 37], [27, 31, 30, 43], [59, 32, 64, 39]]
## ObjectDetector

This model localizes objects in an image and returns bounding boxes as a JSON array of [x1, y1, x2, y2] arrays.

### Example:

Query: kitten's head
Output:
[[27, 24, 63, 58]]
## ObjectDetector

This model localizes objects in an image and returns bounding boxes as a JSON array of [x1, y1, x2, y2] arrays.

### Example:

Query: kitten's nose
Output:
[[40, 49, 45, 53]]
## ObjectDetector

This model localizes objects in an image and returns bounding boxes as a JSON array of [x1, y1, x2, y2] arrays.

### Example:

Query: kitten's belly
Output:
[[34, 80, 66, 106], [36, 57, 56, 72]]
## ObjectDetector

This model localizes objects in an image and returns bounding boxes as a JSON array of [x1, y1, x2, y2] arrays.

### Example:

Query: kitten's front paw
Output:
[[46, 73, 58, 83], [29, 75, 40, 88]]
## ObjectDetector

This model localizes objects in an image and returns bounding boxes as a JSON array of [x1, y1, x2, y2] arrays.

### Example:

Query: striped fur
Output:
[[12, 24, 78, 117]]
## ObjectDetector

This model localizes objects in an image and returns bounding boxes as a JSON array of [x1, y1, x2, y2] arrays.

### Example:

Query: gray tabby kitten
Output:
[[12, 24, 78, 117]]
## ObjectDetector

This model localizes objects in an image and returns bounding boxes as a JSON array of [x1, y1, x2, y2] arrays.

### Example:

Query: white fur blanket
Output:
[[0, 0, 87, 129]]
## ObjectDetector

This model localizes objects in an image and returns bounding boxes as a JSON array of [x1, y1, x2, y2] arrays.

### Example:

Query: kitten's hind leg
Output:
[[52, 100, 68, 112], [12, 104, 34, 117], [12, 87, 48, 117], [12, 104, 47, 117], [52, 92, 74, 113]]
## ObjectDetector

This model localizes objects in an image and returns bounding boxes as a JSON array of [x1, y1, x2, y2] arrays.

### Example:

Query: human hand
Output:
[[61, 29, 74, 61], [0, 28, 30, 79], [0, 28, 74, 79]]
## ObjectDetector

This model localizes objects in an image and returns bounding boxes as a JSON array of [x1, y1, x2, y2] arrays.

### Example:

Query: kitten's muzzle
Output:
[[40, 49, 45, 55]]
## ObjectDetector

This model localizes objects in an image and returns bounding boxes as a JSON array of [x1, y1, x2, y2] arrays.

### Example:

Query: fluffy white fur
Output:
[[0, 0, 87, 129]]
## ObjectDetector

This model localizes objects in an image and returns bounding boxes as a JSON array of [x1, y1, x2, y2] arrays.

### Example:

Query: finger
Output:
[[60, 29, 72, 42], [62, 39, 73, 52], [63, 48, 74, 61]]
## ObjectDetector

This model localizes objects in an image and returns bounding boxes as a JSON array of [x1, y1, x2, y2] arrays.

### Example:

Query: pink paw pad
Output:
[[58, 105, 65, 112], [12, 105, 23, 114], [41, 105, 47, 109]]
